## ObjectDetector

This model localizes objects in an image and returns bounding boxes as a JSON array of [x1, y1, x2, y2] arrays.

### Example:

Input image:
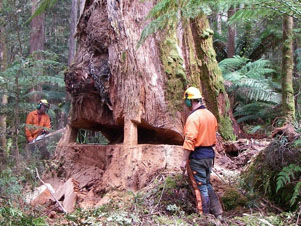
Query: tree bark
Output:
[[30, 0, 45, 102], [0, 1, 8, 165], [68, 0, 78, 66], [30, 0, 45, 54], [227, 7, 235, 58], [282, 15, 295, 121]]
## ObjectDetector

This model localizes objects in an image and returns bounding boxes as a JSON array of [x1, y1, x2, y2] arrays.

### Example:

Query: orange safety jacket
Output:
[[183, 107, 217, 151], [25, 110, 51, 142]]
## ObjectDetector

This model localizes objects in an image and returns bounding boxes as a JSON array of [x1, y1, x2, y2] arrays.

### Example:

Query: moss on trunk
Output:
[[160, 33, 187, 113], [190, 15, 236, 140], [282, 15, 295, 122]]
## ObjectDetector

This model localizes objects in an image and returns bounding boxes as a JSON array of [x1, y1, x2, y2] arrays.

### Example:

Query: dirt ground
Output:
[[27, 137, 295, 225]]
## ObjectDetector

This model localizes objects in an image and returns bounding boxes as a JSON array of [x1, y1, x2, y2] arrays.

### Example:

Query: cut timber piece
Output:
[[54, 178, 79, 213], [25, 184, 55, 206]]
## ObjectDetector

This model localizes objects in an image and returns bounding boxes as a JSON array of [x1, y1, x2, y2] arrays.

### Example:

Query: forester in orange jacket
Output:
[[181, 87, 223, 219], [25, 99, 51, 143], [25, 99, 51, 160]]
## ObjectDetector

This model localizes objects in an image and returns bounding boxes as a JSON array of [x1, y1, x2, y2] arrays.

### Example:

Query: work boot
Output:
[[208, 186, 223, 217], [201, 194, 210, 214]]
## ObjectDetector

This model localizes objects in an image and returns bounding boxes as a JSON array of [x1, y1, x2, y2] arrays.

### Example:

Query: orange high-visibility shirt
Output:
[[183, 108, 217, 151], [25, 110, 51, 142]]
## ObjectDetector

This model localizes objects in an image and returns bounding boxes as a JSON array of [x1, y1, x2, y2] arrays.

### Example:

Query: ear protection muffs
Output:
[[185, 93, 192, 108], [37, 103, 42, 110]]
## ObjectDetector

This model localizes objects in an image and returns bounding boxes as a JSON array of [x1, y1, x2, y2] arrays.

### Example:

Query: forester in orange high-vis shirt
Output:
[[25, 99, 51, 159], [181, 87, 223, 220]]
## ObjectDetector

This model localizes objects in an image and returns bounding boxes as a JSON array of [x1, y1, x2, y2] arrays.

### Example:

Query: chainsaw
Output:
[[29, 128, 65, 144]]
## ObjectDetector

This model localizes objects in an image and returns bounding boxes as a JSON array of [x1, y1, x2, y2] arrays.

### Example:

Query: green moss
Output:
[[121, 51, 126, 63], [160, 33, 187, 113], [218, 116, 236, 140], [221, 188, 247, 210]]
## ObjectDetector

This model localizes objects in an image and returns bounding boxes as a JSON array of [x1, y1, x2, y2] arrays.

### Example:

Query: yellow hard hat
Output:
[[39, 99, 50, 108], [183, 87, 202, 99]]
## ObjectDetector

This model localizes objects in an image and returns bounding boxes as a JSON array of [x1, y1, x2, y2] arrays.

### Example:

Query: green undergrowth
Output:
[[221, 188, 247, 211], [0, 203, 48, 226], [241, 134, 301, 211], [232, 212, 299, 226]]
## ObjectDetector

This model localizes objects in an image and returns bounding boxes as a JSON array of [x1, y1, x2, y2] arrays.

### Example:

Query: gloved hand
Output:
[[41, 129, 49, 135]]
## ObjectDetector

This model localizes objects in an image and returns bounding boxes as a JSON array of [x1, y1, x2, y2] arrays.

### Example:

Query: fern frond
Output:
[[25, 0, 59, 24], [228, 0, 301, 23], [146, 0, 177, 19], [233, 102, 280, 123], [290, 182, 301, 206], [276, 164, 301, 192], [182, 0, 211, 18], [137, 11, 177, 47], [219, 56, 249, 73], [236, 114, 262, 123]]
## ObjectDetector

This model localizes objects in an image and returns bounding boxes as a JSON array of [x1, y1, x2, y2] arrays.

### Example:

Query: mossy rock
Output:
[[221, 188, 247, 211]]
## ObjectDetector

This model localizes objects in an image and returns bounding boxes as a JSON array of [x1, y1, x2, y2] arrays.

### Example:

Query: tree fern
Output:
[[219, 56, 281, 104], [276, 164, 301, 206], [234, 102, 279, 123]]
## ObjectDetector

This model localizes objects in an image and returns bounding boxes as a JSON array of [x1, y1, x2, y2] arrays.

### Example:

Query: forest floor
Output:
[[36, 137, 299, 225]]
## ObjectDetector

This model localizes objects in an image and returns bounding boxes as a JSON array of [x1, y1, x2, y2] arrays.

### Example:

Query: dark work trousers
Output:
[[187, 158, 223, 216], [26, 140, 50, 161]]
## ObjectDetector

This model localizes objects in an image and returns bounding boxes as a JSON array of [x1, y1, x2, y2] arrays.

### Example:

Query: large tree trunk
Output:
[[57, 0, 235, 195], [282, 15, 295, 121]]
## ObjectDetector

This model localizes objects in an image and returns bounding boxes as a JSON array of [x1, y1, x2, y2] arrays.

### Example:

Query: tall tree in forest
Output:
[[282, 15, 295, 121], [30, 0, 45, 54], [225, 0, 300, 122], [68, 0, 78, 66], [0, 1, 8, 163], [30, 0, 45, 102], [227, 6, 235, 58]]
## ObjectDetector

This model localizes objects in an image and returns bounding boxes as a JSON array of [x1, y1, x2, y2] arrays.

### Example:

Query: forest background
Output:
[[0, 0, 300, 225]]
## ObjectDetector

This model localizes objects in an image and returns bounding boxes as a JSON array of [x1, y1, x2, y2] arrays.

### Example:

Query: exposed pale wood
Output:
[[123, 118, 137, 146], [35, 168, 67, 214], [54, 178, 79, 213]]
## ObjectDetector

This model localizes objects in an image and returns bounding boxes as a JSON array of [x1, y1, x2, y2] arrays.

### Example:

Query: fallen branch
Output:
[[141, 212, 161, 218], [35, 168, 67, 214], [211, 168, 229, 186], [261, 198, 283, 213], [152, 179, 167, 213]]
